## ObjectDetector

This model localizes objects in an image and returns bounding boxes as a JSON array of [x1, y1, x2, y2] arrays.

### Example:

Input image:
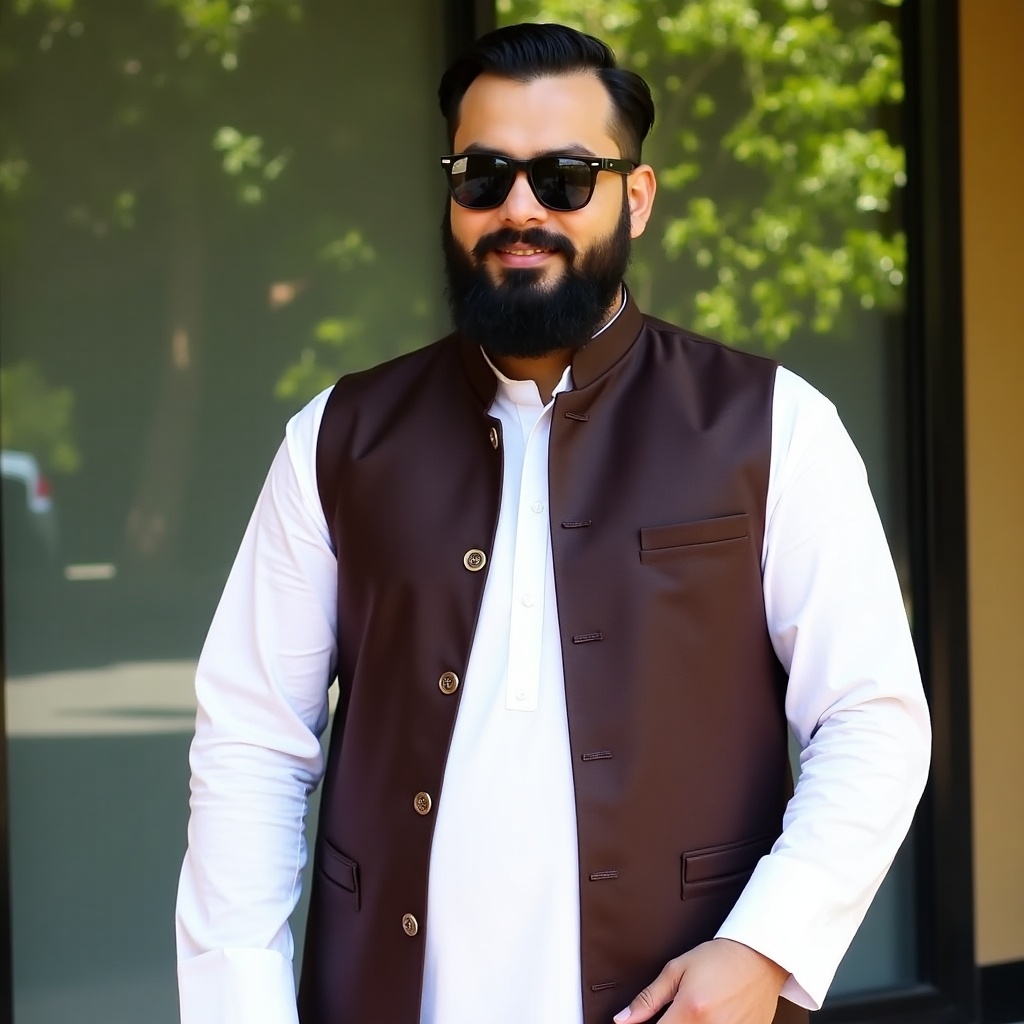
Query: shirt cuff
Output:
[[714, 853, 857, 1010], [178, 947, 299, 1024]]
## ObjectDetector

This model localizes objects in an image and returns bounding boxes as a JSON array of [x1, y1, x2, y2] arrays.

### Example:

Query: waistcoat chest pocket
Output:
[[639, 513, 749, 565]]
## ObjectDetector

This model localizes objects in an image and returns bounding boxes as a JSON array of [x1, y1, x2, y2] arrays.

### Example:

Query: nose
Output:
[[498, 168, 549, 227]]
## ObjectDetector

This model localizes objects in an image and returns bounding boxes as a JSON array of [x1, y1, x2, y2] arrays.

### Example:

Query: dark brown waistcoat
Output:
[[299, 296, 806, 1024]]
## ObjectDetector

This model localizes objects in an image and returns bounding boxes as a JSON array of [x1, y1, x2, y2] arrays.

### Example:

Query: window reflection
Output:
[[1, 0, 446, 1019], [497, 0, 906, 347]]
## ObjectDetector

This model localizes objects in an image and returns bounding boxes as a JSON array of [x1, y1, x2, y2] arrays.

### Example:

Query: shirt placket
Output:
[[505, 403, 552, 712]]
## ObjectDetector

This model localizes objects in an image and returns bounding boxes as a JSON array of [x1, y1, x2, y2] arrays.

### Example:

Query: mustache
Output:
[[472, 228, 576, 262]]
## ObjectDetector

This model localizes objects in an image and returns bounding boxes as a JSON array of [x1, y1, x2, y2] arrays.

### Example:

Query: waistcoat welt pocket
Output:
[[681, 834, 774, 900], [319, 840, 360, 908], [640, 513, 749, 555]]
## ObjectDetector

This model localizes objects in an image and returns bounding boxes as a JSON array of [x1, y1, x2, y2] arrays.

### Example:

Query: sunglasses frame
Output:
[[440, 152, 636, 212]]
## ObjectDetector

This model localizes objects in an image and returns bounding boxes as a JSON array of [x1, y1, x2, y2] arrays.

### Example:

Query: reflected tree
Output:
[[1, 0, 440, 566], [498, 0, 906, 347], [0, 362, 80, 473], [4, 0, 902, 568], [1, 0, 302, 563]]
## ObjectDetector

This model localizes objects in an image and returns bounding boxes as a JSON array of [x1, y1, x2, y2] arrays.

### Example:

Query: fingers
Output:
[[613, 940, 789, 1024], [613, 958, 684, 1023]]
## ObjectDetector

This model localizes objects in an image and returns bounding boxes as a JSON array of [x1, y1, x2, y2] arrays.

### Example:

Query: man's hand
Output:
[[612, 938, 788, 1024]]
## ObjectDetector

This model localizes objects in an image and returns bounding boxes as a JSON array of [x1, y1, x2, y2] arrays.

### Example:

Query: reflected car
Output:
[[1, 449, 59, 571]]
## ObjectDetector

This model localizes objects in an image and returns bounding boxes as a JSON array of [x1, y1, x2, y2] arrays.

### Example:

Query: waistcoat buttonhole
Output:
[[581, 750, 614, 761], [591, 982, 620, 992], [561, 519, 593, 529], [572, 631, 604, 644], [564, 411, 589, 421]]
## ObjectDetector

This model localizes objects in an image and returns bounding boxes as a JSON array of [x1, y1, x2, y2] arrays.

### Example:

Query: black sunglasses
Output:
[[440, 152, 636, 212]]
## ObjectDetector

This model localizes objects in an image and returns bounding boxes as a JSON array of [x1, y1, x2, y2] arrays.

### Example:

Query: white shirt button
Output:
[[531, 501, 544, 513], [522, 594, 535, 608], [516, 689, 526, 700]]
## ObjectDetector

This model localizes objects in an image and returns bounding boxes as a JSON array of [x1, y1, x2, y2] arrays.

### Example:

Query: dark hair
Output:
[[438, 23, 655, 164]]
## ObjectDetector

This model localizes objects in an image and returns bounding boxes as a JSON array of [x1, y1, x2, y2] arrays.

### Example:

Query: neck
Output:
[[486, 349, 573, 403], [483, 287, 624, 402]]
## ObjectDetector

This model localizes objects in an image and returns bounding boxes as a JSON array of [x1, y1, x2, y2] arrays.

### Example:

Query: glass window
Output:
[[1, 2, 447, 1020], [496, 0, 916, 999]]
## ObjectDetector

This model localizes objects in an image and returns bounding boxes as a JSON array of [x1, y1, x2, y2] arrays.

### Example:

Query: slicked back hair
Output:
[[438, 23, 655, 164]]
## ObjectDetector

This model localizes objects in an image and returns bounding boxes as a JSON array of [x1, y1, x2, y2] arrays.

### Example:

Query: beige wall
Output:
[[960, 0, 1024, 967]]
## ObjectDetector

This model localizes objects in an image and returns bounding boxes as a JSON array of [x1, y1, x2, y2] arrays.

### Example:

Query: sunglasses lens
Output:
[[445, 155, 600, 210], [448, 154, 513, 209], [532, 158, 595, 211]]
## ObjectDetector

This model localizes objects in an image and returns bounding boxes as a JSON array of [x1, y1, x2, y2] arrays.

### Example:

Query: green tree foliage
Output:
[[0, 0, 299, 234], [1, 0, 909, 469], [498, 0, 906, 347], [273, 228, 377, 402], [1, 0, 438, 415], [0, 363, 80, 473]]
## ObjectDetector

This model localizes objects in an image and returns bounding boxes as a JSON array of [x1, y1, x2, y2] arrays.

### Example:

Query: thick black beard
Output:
[[442, 200, 632, 359]]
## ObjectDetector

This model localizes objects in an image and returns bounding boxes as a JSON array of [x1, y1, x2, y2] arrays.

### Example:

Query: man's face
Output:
[[443, 72, 654, 357]]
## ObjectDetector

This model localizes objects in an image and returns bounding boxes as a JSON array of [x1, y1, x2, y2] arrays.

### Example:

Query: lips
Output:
[[473, 228, 575, 263]]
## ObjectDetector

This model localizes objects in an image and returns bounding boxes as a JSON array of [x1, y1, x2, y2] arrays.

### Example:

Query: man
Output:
[[176, 22, 931, 1024]]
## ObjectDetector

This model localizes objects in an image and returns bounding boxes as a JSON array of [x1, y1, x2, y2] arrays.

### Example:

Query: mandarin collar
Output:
[[483, 349, 574, 408], [459, 287, 644, 409]]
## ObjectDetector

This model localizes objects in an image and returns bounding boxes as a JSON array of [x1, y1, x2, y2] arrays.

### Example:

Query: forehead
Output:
[[452, 72, 619, 158]]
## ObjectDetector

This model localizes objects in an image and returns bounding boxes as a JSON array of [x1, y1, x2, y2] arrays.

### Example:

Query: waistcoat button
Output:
[[489, 426, 499, 449], [438, 671, 460, 694], [413, 791, 432, 815], [402, 913, 419, 937], [463, 548, 486, 571]]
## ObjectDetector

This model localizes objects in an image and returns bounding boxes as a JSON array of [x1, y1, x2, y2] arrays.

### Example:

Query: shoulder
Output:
[[281, 335, 461, 448], [277, 386, 335, 520], [766, 366, 869, 524], [639, 312, 780, 377], [635, 312, 841, 427], [329, 334, 462, 405], [312, 334, 474, 463], [631, 313, 781, 429], [276, 332, 460, 510], [770, 366, 851, 472], [635, 313, 782, 412]]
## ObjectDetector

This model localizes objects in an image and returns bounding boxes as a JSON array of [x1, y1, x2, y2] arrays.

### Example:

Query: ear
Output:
[[626, 165, 657, 239]]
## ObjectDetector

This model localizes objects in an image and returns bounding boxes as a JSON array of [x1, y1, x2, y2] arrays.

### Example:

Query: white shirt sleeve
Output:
[[715, 367, 932, 1009], [175, 386, 337, 1024]]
